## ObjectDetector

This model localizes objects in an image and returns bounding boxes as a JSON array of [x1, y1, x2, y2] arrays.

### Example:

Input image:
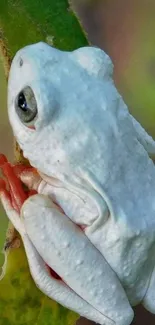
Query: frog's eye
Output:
[[15, 86, 38, 124]]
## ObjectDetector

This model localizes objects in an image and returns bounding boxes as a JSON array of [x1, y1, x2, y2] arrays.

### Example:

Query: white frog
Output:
[[2, 42, 155, 325]]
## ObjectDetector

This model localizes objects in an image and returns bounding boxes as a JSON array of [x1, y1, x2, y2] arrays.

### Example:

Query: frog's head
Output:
[[8, 42, 122, 183]]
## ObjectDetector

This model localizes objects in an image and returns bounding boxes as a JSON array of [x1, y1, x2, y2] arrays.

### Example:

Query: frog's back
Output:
[[83, 104, 155, 304]]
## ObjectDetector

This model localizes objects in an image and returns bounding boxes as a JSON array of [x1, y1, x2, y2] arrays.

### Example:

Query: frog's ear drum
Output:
[[71, 46, 114, 79]]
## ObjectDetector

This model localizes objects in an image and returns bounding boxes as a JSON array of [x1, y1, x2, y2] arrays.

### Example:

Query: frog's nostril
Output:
[[19, 57, 23, 67]]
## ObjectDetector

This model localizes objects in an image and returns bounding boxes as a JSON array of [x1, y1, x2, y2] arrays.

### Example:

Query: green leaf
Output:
[[0, 231, 79, 325], [0, 0, 88, 59]]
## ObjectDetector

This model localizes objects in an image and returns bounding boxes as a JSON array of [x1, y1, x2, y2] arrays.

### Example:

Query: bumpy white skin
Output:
[[5, 42, 155, 324]]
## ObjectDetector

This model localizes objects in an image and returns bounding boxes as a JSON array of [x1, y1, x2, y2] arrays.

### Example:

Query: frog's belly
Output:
[[108, 239, 155, 305], [88, 218, 155, 306]]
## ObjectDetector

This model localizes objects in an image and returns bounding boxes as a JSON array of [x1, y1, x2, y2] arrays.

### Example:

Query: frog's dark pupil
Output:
[[18, 93, 28, 111]]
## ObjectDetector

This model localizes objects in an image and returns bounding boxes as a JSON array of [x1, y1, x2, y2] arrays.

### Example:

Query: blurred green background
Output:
[[1, 0, 155, 268]]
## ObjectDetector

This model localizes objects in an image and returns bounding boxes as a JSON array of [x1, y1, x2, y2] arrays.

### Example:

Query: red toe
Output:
[[0, 154, 38, 212], [0, 154, 7, 166]]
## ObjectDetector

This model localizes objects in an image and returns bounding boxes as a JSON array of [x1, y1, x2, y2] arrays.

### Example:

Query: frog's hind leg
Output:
[[142, 265, 155, 313], [21, 194, 134, 325]]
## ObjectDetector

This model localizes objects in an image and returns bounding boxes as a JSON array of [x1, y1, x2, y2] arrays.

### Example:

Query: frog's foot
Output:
[[0, 154, 30, 211], [0, 154, 29, 234], [142, 265, 155, 313]]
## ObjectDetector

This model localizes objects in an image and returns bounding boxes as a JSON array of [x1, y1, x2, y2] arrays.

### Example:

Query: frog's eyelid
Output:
[[15, 86, 38, 126]]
